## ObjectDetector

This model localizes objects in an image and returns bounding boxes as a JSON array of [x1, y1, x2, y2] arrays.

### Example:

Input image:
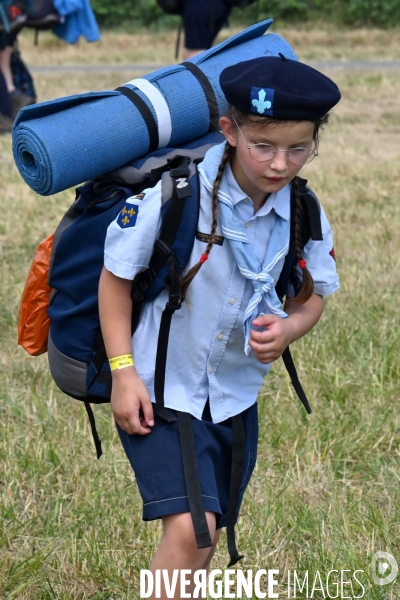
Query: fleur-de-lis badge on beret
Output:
[[250, 87, 274, 116]]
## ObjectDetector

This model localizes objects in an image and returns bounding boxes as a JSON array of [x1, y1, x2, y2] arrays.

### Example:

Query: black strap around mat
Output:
[[177, 411, 213, 549], [226, 413, 246, 567], [115, 85, 159, 152], [181, 61, 220, 131]]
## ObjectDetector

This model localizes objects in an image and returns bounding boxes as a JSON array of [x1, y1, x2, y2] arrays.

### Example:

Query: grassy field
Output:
[[1, 23, 400, 599], [16, 24, 400, 66]]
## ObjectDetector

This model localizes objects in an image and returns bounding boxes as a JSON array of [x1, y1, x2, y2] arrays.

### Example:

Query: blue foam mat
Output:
[[12, 20, 297, 196]]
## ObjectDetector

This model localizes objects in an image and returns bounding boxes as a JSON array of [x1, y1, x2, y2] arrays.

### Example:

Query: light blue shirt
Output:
[[104, 143, 339, 422]]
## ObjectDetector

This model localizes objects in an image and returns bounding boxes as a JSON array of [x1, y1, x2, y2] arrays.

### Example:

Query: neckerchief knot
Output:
[[219, 194, 290, 355]]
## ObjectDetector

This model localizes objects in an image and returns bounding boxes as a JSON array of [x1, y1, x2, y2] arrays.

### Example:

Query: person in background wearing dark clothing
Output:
[[0, 30, 34, 132], [0, 68, 13, 133], [182, 0, 232, 60]]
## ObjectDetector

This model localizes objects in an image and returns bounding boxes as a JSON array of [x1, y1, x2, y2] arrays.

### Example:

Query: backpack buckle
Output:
[[170, 166, 190, 179], [166, 292, 184, 311], [170, 155, 191, 179]]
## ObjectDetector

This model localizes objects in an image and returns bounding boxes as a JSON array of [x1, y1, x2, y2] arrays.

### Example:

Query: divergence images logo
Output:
[[372, 551, 398, 586]]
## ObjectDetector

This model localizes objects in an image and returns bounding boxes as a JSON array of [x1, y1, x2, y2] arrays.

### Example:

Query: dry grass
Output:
[[1, 23, 400, 599], [16, 23, 400, 68]]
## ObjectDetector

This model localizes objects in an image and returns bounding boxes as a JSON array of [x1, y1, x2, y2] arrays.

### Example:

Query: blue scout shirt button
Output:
[[229, 298, 236, 305], [245, 221, 251, 228], [217, 333, 224, 340]]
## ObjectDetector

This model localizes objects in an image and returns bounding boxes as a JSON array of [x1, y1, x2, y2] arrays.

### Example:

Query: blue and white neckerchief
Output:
[[218, 192, 290, 355]]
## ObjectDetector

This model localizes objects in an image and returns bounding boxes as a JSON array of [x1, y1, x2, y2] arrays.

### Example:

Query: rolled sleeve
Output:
[[302, 204, 339, 297], [104, 183, 163, 280]]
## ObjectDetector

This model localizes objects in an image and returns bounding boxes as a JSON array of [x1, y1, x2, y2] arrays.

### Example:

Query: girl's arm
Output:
[[98, 266, 154, 435], [249, 294, 323, 364]]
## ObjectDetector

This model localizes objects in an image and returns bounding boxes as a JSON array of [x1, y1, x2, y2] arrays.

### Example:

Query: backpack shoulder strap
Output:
[[130, 155, 201, 327], [275, 178, 323, 415], [149, 161, 213, 552], [297, 177, 322, 244]]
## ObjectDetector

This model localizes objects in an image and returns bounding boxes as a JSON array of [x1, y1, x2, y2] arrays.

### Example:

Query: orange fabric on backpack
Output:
[[18, 233, 54, 356]]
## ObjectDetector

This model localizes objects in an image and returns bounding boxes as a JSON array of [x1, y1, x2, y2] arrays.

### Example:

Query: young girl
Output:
[[99, 55, 341, 596]]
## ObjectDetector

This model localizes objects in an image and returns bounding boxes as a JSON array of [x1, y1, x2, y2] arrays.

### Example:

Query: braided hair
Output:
[[180, 142, 234, 299], [290, 175, 315, 304]]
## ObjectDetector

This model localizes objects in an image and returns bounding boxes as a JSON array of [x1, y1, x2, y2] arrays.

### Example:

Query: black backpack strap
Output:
[[130, 155, 194, 331], [274, 179, 323, 414], [159, 157, 193, 245], [153, 260, 183, 422], [152, 163, 195, 420], [281, 348, 312, 414], [150, 165, 213, 550], [177, 411, 213, 549], [84, 402, 103, 459], [297, 177, 322, 244], [226, 414, 246, 566]]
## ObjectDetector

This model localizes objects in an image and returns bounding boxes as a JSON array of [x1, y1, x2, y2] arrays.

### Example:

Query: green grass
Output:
[[1, 26, 400, 599]]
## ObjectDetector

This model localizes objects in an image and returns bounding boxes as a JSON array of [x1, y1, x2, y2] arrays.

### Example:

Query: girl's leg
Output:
[[204, 527, 221, 573], [149, 511, 219, 599]]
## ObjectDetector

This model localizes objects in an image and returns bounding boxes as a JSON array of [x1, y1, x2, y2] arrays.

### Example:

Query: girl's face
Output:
[[220, 116, 315, 209]]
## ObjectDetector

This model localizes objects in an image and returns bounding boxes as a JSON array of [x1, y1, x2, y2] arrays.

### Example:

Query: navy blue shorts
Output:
[[117, 401, 258, 529], [183, 0, 232, 50]]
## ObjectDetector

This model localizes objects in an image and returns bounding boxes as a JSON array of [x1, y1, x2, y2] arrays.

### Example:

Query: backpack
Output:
[[19, 132, 322, 457], [24, 0, 60, 29], [0, 0, 60, 33]]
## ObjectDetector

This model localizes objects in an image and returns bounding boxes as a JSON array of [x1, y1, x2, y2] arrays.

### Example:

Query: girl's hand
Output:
[[110, 368, 154, 435], [249, 295, 324, 364], [249, 314, 292, 364]]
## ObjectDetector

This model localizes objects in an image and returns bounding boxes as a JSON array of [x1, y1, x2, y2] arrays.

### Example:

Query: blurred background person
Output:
[[0, 67, 13, 133], [182, 0, 232, 60], [0, 31, 35, 121], [0, 1, 35, 134]]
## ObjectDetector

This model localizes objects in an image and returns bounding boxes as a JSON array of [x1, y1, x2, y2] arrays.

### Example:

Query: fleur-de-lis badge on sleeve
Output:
[[117, 204, 139, 228]]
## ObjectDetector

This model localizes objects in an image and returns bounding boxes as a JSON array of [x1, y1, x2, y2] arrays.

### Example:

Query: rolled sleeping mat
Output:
[[12, 19, 297, 196]]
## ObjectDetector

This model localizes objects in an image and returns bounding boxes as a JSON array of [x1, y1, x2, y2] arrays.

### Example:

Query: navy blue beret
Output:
[[220, 55, 341, 121]]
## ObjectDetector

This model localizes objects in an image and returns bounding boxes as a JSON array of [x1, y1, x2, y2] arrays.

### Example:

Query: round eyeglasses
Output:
[[233, 118, 318, 166]]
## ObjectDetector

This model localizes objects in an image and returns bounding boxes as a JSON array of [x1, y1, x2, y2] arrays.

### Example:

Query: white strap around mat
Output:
[[126, 78, 172, 149]]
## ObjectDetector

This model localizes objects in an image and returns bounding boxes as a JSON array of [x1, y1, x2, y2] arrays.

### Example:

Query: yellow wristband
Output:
[[109, 354, 134, 371]]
